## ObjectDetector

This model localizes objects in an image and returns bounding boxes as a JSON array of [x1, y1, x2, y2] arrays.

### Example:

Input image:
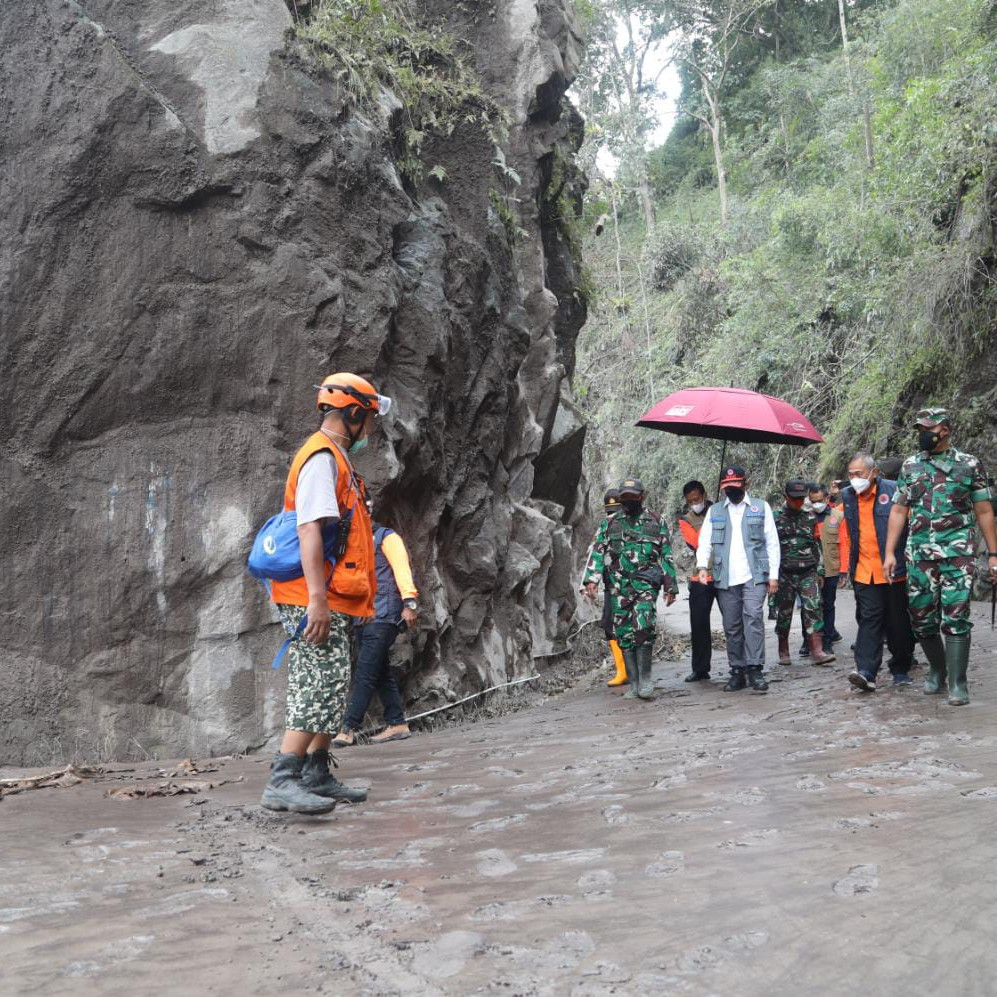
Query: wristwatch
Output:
[[402, 598, 418, 611]]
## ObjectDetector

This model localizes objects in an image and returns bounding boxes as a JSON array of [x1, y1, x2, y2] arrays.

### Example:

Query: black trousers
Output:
[[688, 580, 716, 676], [853, 581, 914, 678]]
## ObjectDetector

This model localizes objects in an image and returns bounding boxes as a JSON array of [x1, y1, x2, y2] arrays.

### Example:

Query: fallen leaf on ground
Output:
[[0, 765, 102, 797], [105, 776, 243, 800]]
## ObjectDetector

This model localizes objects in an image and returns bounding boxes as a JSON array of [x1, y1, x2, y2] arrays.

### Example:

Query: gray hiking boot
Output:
[[260, 752, 337, 815], [302, 748, 368, 803]]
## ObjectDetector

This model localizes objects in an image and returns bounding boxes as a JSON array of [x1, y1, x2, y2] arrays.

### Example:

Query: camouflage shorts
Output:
[[276, 604, 352, 734]]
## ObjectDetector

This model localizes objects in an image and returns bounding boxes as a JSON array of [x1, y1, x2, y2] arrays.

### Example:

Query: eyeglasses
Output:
[[315, 385, 393, 415]]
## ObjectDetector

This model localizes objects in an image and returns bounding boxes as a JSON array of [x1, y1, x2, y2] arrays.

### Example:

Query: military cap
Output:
[[914, 407, 950, 427], [618, 478, 646, 497], [603, 488, 621, 507], [719, 465, 747, 486], [784, 478, 810, 498]]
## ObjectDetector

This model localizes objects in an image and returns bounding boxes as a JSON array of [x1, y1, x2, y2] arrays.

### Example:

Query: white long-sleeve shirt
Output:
[[696, 494, 781, 585]]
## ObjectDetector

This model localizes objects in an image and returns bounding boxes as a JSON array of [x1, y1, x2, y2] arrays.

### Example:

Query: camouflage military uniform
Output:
[[276, 604, 352, 733], [896, 447, 991, 638], [583, 510, 678, 650], [770, 504, 824, 636]]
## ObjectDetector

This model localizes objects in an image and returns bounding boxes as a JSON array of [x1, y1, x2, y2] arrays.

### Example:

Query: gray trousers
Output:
[[715, 582, 767, 671]]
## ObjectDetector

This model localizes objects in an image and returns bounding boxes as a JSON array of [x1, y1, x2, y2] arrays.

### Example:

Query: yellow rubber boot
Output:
[[607, 640, 629, 686]]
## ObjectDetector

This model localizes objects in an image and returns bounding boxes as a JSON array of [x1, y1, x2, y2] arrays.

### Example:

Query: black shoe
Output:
[[302, 749, 368, 803], [746, 666, 769, 693], [798, 642, 810, 657], [723, 670, 747, 692], [684, 672, 710, 682], [829, 631, 843, 643], [848, 670, 876, 692]]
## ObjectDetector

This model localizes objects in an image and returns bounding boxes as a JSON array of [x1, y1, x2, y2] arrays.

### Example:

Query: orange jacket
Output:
[[679, 511, 713, 582], [270, 432, 376, 617]]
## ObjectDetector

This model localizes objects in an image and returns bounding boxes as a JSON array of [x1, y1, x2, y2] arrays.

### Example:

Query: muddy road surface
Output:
[[4, 591, 997, 995]]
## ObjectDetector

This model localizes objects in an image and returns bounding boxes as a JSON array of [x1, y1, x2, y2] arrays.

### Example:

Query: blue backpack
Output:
[[247, 475, 361, 669], [247, 511, 340, 583]]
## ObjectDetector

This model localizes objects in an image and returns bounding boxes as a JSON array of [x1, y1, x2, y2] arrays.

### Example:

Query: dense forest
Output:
[[572, 0, 997, 507]]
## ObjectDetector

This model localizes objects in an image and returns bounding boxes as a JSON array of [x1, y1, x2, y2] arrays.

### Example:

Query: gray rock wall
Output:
[[0, 0, 588, 764]]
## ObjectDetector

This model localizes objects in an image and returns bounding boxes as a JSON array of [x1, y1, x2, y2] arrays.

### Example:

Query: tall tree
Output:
[[574, 1, 670, 231], [670, 0, 774, 225]]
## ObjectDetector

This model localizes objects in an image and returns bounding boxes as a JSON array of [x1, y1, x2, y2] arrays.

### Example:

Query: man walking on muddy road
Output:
[[260, 373, 390, 814], [583, 479, 679, 701], [696, 466, 781, 693], [884, 408, 997, 705], [838, 453, 914, 692], [771, 479, 835, 668], [677, 480, 716, 683]]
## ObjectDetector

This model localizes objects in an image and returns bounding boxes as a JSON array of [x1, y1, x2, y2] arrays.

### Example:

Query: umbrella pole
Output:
[[717, 439, 728, 499]]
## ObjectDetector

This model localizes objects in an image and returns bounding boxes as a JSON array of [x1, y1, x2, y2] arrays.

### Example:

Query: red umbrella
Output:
[[637, 387, 822, 446], [637, 387, 823, 493]]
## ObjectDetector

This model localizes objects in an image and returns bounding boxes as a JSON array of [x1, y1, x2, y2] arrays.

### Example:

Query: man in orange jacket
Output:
[[678, 480, 715, 682], [260, 373, 390, 814]]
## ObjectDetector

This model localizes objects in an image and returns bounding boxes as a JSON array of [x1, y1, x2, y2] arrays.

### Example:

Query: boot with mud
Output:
[[622, 648, 639, 699], [635, 643, 655, 700], [260, 753, 337, 815], [746, 666, 768, 693], [945, 634, 970, 706], [808, 632, 835, 666], [777, 634, 792, 666], [920, 634, 947, 695], [302, 748, 368, 803], [723, 669, 747, 692], [607, 640, 629, 687]]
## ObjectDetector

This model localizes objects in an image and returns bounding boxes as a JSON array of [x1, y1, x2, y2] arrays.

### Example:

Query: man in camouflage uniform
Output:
[[884, 407, 997, 705], [580, 489, 629, 687], [583, 479, 678, 700], [771, 479, 835, 666]]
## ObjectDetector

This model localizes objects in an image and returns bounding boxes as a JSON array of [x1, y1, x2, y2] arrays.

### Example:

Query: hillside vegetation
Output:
[[575, 0, 997, 506]]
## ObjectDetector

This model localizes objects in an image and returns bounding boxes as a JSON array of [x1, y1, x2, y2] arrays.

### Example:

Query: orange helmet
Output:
[[315, 373, 392, 423]]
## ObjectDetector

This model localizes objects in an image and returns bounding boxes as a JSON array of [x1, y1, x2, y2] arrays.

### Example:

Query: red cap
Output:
[[720, 465, 747, 486]]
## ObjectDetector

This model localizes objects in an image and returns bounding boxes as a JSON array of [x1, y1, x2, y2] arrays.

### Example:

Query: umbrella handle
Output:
[[716, 440, 728, 500]]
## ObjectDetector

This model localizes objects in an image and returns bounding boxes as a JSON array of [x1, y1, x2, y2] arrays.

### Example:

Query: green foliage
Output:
[[295, 0, 506, 181], [577, 0, 997, 513]]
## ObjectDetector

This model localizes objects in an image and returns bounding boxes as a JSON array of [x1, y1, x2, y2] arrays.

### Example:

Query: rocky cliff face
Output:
[[0, 0, 588, 764]]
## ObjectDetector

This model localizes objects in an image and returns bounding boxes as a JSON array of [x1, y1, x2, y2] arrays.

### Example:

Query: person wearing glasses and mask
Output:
[[677, 480, 715, 683], [838, 452, 914, 692], [884, 408, 997, 705], [260, 373, 392, 814], [696, 466, 781, 693]]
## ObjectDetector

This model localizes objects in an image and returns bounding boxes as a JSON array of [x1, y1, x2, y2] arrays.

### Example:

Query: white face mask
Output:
[[691, 502, 706, 514], [850, 477, 871, 494], [811, 501, 827, 513]]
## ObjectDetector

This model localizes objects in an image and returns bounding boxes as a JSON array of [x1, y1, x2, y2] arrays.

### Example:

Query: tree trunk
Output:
[[709, 118, 728, 226]]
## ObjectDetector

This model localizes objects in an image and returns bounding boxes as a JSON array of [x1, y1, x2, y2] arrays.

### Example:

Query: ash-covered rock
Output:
[[0, 0, 588, 763]]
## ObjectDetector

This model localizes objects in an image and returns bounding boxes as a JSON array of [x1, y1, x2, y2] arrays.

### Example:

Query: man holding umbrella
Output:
[[696, 466, 781, 692], [583, 479, 679, 700]]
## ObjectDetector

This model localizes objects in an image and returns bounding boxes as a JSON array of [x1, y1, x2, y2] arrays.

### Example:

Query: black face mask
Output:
[[724, 487, 745, 504], [621, 500, 643, 516], [918, 429, 942, 453]]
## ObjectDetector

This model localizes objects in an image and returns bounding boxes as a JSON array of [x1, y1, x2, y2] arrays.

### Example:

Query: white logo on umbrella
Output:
[[665, 405, 694, 417]]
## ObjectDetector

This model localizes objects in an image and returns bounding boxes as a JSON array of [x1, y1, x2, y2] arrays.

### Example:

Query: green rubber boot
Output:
[[919, 635, 947, 695], [635, 643, 655, 700], [622, 649, 639, 699], [945, 634, 970, 706]]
